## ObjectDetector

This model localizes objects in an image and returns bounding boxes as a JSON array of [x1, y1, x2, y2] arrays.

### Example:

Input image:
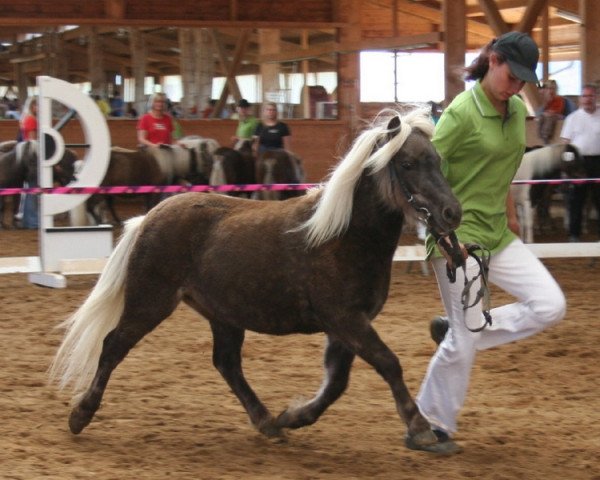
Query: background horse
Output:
[[210, 142, 256, 197], [49, 108, 462, 455], [178, 135, 220, 183], [255, 149, 306, 200], [0, 140, 76, 228], [81, 144, 214, 225], [512, 143, 583, 242]]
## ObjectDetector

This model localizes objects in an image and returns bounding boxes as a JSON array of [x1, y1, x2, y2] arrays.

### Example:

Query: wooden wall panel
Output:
[[0, 1, 104, 18], [240, 1, 333, 23], [125, 1, 230, 22], [360, 0, 395, 39], [0, 0, 335, 25], [0, 119, 348, 183]]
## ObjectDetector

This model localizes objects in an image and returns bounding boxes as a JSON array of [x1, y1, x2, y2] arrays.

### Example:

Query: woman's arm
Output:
[[506, 190, 520, 236], [283, 134, 292, 152], [137, 129, 155, 147]]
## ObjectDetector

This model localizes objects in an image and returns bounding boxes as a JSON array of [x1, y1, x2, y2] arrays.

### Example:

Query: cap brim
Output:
[[507, 59, 538, 83]]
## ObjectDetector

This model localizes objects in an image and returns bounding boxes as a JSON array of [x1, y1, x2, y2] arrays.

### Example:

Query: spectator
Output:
[[559, 83, 600, 242], [137, 92, 175, 147], [93, 94, 111, 117], [17, 96, 39, 228], [231, 99, 259, 148], [110, 90, 124, 117], [253, 102, 291, 154], [202, 99, 216, 118], [125, 102, 138, 118], [4, 97, 20, 119], [536, 80, 573, 144], [428, 100, 442, 125], [19, 96, 38, 141]]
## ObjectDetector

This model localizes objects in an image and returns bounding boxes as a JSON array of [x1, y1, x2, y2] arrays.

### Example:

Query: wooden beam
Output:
[[395, 0, 493, 38], [443, 0, 466, 103], [258, 32, 442, 63], [210, 29, 249, 117], [477, 0, 511, 34], [517, 0, 549, 33], [9, 53, 45, 64]]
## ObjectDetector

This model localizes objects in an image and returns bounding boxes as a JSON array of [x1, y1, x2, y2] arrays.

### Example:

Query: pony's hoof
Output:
[[257, 419, 285, 440], [68, 408, 93, 434], [405, 431, 462, 455]]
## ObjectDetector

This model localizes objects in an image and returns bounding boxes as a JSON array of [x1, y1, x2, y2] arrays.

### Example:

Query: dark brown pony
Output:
[[255, 149, 306, 200], [210, 140, 256, 197], [0, 140, 77, 228], [85, 147, 166, 224], [50, 109, 462, 454]]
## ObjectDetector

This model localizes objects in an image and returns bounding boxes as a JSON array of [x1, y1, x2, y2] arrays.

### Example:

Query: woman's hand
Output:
[[437, 235, 468, 269]]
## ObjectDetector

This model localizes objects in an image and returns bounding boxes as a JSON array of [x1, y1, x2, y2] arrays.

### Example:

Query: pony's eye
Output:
[[401, 162, 412, 170]]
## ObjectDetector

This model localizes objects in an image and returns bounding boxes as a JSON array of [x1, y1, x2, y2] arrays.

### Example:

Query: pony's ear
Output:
[[386, 116, 401, 142]]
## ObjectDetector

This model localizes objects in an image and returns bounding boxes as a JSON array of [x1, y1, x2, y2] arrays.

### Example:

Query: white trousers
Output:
[[416, 238, 566, 435]]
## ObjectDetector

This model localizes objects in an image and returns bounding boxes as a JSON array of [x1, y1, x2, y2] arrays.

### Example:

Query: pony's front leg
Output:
[[209, 321, 281, 438], [275, 336, 355, 429], [331, 315, 451, 452]]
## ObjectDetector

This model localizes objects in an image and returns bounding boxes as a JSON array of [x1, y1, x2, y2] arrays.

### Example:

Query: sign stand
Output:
[[28, 76, 113, 288]]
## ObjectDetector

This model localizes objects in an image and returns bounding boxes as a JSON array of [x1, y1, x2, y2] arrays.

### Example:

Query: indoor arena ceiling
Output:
[[0, 0, 583, 86]]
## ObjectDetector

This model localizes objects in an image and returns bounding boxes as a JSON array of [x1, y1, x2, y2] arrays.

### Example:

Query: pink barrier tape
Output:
[[0, 183, 317, 196], [511, 178, 600, 185], [2, 178, 600, 196]]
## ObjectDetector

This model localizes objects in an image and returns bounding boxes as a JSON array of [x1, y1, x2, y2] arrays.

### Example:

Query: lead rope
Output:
[[438, 236, 492, 332], [459, 243, 492, 332]]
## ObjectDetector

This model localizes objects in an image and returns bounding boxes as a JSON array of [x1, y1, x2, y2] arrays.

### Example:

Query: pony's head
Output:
[[369, 110, 461, 238], [302, 108, 461, 247]]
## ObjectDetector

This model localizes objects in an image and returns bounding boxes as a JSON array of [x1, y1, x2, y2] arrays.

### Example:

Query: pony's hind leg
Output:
[[275, 336, 355, 429], [69, 327, 132, 433], [69, 294, 180, 434], [209, 321, 281, 438]]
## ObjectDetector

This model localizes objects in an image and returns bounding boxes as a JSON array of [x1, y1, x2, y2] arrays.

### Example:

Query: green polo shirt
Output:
[[236, 116, 259, 140], [426, 80, 527, 258]]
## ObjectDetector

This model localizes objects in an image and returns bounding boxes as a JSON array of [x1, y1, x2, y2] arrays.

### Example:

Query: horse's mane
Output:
[[301, 107, 433, 248]]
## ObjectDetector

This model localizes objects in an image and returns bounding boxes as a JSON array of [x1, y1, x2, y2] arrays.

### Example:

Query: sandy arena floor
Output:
[[0, 201, 599, 479]]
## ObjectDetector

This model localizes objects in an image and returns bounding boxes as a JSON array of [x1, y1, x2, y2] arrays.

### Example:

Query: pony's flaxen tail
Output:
[[48, 215, 145, 403]]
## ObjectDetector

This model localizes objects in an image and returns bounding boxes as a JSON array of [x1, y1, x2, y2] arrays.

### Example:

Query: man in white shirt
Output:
[[560, 83, 600, 241]]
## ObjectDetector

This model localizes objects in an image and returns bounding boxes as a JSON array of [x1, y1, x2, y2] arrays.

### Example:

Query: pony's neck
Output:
[[349, 174, 404, 248]]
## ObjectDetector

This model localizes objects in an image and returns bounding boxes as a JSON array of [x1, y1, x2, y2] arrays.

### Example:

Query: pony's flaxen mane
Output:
[[301, 108, 433, 248]]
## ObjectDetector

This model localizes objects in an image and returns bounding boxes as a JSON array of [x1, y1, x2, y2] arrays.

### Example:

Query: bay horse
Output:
[[512, 143, 583, 242], [49, 108, 462, 454], [84, 144, 212, 225], [0, 140, 77, 228], [255, 149, 306, 200]]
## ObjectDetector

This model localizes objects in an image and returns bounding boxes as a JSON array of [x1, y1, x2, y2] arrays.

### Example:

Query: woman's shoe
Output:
[[429, 315, 449, 345]]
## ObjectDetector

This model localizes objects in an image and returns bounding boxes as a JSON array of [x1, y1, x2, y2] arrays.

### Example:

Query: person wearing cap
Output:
[[231, 98, 259, 148], [409, 32, 566, 455]]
